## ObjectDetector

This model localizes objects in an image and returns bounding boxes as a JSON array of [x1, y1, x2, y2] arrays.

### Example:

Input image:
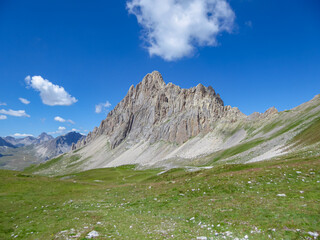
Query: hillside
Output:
[[29, 71, 320, 176]]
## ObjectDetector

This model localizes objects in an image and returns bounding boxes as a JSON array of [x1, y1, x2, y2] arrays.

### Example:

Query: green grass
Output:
[[259, 120, 282, 134], [208, 138, 264, 163], [24, 154, 83, 175], [23, 154, 67, 173], [1, 154, 319, 239], [268, 112, 320, 141], [291, 117, 320, 146]]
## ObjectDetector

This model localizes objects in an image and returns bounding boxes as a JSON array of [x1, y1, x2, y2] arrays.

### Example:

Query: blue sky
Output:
[[0, 0, 319, 137]]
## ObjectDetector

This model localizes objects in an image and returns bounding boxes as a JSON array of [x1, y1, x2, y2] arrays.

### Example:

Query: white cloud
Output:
[[25, 75, 78, 106], [0, 109, 30, 117], [95, 101, 111, 114], [58, 126, 66, 131], [127, 0, 235, 61], [49, 126, 66, 135], [54, 116, 75, 124], [54, 116, 65, 122], [0, 115, 7, 120], [19, 97, 30, 105], [12, 133, 34, 138], [0, 102, 6, 106]]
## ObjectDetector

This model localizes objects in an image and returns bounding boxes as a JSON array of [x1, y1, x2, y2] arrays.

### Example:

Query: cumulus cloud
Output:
[[12, 133, 34, 138], [127, 0, 235, 61], [0, 109, 30, 117], [25, 75, 78, 106], [0, 115, 7, 120], [49, 126, 66, 135], [0, 102, 6, 106], [54, 116, 65, 122], [58, 126, 66, 131], [95, 101, 111, 114], [19, 97, 30, 105], [54, 116, 75, 124]]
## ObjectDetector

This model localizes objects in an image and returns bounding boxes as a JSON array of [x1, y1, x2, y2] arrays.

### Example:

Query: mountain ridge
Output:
[[28, 71, 320, 176], [4, 133, 54, 147], [74, 71, 245, 150], [0, 131, 83, 170], [0, 137, 17, 148]]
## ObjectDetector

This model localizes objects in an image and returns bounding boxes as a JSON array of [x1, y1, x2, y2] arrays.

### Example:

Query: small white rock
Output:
[[277, 194, 286, 197], [197, 237, 207, 240], [86, 230, 99, 239], [308, 232, 319, 238]]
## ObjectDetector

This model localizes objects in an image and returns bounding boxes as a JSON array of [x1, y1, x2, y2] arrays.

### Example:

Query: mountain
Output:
[[4, 133, 54, 147], [36, 132, 54, 144], [32, 71, 320, 176], [4, 136, 37, 147], [0, 132, 83, 170], [74, 71, 243, 150], [0, 137, 16, 148], [35, 132, 84, 160]]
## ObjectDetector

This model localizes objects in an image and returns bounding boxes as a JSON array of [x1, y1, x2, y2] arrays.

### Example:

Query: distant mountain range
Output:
[[36, 132, 84, 161], [0, 132, 84, 170], [0, 137, 17, 148], [4, 132, 54, 147]]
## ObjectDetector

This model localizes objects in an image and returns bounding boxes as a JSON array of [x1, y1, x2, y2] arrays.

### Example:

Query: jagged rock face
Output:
[[75, 71, 245, 150]]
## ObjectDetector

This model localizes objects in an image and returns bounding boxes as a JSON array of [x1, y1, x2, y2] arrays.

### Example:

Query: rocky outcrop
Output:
[[248, 107, 278, 121], [75, 71, 246, 150]]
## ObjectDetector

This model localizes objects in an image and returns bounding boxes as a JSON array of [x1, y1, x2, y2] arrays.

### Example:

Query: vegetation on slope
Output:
[[292, 117, 320, 146], [1, 153, 319, 239], [208, 139, 264, 163]]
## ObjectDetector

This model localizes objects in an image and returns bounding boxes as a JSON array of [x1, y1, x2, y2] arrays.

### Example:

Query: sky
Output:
[[0, 0, 319, 138]]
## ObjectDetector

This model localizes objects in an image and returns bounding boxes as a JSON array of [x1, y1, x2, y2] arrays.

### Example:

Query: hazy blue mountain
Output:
[[0, 137, 16, 148], [0, 132, 84, 170]]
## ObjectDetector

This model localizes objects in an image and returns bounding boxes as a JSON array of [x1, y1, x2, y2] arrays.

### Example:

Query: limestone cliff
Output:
[[73, 71, 244, 150]]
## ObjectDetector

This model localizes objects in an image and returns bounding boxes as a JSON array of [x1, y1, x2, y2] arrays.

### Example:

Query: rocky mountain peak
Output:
[[37, 132, 54, 143], [74, 71, 245, 150], [140, 71, 165, 89]]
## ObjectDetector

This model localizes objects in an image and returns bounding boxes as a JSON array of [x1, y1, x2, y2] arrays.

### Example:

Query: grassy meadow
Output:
[[1, 152, 319, 239]]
